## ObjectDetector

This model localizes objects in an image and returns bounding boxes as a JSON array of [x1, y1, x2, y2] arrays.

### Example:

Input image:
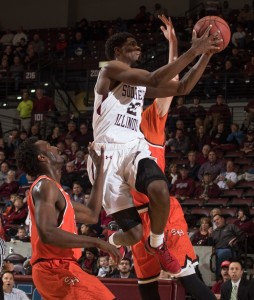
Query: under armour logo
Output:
[[106, 156, 113, 159]]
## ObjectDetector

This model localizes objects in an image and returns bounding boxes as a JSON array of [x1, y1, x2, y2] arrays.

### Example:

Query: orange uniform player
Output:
[[28, 176, 115, 300], [132, 101, 197, 282]]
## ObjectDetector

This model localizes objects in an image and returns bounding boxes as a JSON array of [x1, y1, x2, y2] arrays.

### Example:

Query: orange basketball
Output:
[[193, 16, 231, 52]]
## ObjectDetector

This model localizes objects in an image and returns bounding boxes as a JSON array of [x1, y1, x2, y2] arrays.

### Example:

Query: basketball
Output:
[[193, 16, 231, 52]]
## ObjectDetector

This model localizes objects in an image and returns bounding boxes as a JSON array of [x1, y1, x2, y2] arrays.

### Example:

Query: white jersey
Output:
[[93, 81, 146, 143]]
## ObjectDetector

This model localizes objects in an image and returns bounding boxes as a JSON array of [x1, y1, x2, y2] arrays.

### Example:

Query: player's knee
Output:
[[125, 224, 143, 245], [147, 180, 169, 205]]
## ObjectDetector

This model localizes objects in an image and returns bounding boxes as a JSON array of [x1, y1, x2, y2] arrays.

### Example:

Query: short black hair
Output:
[[105, 32, 135, 60], [15, 138, 41, 177]]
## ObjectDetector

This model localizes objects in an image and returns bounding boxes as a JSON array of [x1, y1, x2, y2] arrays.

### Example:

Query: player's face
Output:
[[118, 38, 141, 65], [36, 140, 65, 165]]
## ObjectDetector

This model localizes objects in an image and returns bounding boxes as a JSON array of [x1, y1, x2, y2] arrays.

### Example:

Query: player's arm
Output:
[[97, 26, 220, 95], [71, 144, 104, 224], [32, 179, 120, 263], [156, 15, 178, 117]]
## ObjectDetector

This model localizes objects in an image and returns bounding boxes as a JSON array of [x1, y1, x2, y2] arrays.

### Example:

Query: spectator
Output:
[[112, 257, 136, 278], [28, 124, 41, 141], [210, 122, 229, 150], [105, 257, 120, 278], [191, 125, 211, 152], [76, 123, 93, 150], [237, 168, 254, 182], [188, 96, 207, 129], [220, 260, 254, 300], [215, 160, 238, 190], [70, 181, 85, 204], [237, 4, 254, 28], [68, 31, 89, 57], [24, 44, 39, 69], [195, 171, 221, 200], [3, 195, 28, 239], [242, 99, 254, 132], [0, 58, 9, 79], [12, 26, 28, 47], [9, 55, 24, 91], [134, 5, 150, 23], [211, 260, 231, 299], [204, 94, 231, 134], [16, 90, 33, 133], [55, 32, 68, 57], [29, 33, 45, 56], [0, 29, 14, 48], [46, 126, 61, 146], [226, 123, 245, 149], [0, 162, 10, 185], [226, 48, 244, 71], [6, 128, 20, 158], [234, 207, 254, 252], [198, 150, 225, 181], [0, 150, 6, 165], [78, 247, 99, 275], [0, 170, 19, 201], [186, 151, 200, 181], [240, 130, 254, 154], [97, 256, 110, 278], [231, 24, 246, 49], [60, 161, 77, 190], [32, 88, 55, 127], [196, 144, 211, 165], [168, 96, 190, 130], [167, 128, 190, 155], [73, 151, 88, 172], [191, 217, 212, 246], [170, 165, 195, 201], [244, 56, 254, 78], [2, 271, 29, 299], [61, 120, 79, 142], [208, 214, 245, 280], [68, 141, 79, 162], [15, 226, 30, 242], [2, 45, 14, 65]]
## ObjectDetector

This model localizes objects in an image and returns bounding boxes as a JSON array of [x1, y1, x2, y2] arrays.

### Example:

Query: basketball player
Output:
[[15, 139, 120, 300], [87, 15, 221, 274], [132, 16, 216, 300]]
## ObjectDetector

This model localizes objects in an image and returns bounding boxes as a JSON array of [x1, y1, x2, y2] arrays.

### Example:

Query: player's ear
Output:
[[114, 46, 121, 57], [38, 153, 47, 162]]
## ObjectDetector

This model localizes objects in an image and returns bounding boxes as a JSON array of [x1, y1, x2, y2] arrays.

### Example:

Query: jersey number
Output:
[[126, 102, 141, 116]]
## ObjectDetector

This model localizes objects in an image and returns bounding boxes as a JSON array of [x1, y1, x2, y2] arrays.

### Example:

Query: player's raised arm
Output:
[[71, 143, 104, 224], [156, 15, 179, 117]]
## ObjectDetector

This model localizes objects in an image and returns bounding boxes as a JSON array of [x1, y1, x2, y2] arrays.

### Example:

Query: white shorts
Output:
[[87, 139, 153, 215]]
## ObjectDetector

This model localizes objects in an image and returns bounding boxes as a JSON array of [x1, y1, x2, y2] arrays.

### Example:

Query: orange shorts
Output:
[[132, 197, 197, 282], [32, 259, 115, 300]]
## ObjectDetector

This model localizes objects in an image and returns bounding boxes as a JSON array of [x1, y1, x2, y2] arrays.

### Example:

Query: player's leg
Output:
[[138, 281, 160, 300], [180, 274, 216, 300]]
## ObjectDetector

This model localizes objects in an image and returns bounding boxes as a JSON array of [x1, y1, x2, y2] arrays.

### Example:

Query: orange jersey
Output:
[[28, 175, 81, 265]]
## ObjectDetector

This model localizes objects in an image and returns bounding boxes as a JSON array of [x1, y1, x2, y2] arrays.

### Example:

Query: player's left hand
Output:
[[97, 239, 121, 264], [158, 15, 177, 44]]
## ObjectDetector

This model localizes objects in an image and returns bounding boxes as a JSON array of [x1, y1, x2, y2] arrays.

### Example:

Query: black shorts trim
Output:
[[111, 207, 142, 232], [135, 158, 168, 195]]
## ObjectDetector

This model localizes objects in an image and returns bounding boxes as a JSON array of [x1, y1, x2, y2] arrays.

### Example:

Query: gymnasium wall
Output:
[[0, 0, 252, 30]]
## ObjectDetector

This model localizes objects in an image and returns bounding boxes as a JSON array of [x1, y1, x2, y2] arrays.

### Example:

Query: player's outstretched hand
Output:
[[88, 142, 104, 171], [97, 239, 121, 264], [158, 15, 177, 45], [191, 25, 222, 56]]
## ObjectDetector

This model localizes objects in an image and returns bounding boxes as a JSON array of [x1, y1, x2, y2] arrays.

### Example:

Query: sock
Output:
[[150, 231, 164, 248], [108, 232, 121, 248]]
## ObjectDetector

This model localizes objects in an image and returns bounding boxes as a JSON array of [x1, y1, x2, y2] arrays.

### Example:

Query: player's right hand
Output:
[[191, 25, 221, 56], [88, 142, 104, 171], [97, 239, 121, 264]]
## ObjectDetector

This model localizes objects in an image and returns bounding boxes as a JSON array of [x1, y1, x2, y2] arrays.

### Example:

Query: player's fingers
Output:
[[192, 29, 197, 39], [203, 24, 212, 37], [160, 26, 166, 33]]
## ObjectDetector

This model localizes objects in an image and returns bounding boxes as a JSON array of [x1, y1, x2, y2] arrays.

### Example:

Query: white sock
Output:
[[150, 231, 164, 248], [108, 232, 121, 248]]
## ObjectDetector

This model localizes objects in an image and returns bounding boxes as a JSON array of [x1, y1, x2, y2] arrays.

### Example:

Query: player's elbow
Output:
[[38, 228, 55, 244]]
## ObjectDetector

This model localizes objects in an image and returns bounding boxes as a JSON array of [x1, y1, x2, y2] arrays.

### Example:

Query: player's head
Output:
[[105, 32, 137, 60], [16, 138, 64, 177]]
